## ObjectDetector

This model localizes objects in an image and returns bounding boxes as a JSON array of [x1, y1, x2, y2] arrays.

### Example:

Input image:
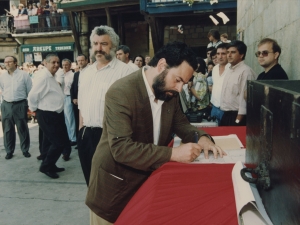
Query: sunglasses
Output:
[[255, 50, 274, 57]]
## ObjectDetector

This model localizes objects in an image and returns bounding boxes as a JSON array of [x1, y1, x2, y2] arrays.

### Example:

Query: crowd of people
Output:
[[6, 0, 69, 33], [0, 25, 289, 225]]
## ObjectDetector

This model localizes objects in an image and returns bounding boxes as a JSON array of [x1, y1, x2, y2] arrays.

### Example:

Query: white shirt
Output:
[[28, 68, 65, 113], [127, 61, 139, 71], [62, 70, 74, 95], [0, 68, 32, 102], [142, 67, 164, 145], [210, 63, 230, 107], [78, 57, 135, 127]]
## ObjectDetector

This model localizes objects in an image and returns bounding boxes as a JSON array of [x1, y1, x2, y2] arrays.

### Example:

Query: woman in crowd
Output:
[[190, 57, 210, 113], [133, 55, 145, 68]]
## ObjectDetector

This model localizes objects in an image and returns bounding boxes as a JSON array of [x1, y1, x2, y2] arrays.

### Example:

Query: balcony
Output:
[[140, 0, 237, 15], [0, 14, 72, 38]]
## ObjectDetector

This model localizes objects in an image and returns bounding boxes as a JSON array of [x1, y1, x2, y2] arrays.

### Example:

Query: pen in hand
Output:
[[194, 132, 199, 144]]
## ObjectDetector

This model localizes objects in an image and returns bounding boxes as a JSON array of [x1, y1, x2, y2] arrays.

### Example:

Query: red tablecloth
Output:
[[115, 126, 246, 225]]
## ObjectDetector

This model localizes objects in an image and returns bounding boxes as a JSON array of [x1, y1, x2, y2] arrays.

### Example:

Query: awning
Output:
[[21, 43, 74, 53]]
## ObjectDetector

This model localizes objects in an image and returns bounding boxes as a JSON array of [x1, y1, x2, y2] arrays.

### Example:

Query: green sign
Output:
[[21, 43, 74, 52], [29, 16, 39, 24]]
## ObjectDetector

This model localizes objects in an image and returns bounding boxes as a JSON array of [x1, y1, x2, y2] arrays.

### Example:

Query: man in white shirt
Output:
[[116, 45, 139, 71], [28, 54, 70, 179], [210, 43, 230, 125], [77, 25, 135, 187], [0, 56, 32, 160]]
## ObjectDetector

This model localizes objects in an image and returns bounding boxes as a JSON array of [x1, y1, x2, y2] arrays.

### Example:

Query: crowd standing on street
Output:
[[0, 24, 289, 225]]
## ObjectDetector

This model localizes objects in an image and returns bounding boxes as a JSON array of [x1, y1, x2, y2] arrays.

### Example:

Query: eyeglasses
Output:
[[255, 51, 274, 57]]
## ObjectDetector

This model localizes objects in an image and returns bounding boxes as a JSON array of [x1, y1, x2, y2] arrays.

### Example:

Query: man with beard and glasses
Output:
[[77, 25, 135, 187], [86, 41, 226, 225]]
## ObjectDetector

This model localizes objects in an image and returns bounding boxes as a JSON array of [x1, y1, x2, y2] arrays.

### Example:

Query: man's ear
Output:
[[157, 58, 167, 72], [274, 52, 279, 60]]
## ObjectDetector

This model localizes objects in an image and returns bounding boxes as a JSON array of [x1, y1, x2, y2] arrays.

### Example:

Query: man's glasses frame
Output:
[[255, 51, 274, 57]]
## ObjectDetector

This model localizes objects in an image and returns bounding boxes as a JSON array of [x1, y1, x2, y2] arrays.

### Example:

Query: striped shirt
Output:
[[78, 57, 135, 127], [0, 68, 32, 102]]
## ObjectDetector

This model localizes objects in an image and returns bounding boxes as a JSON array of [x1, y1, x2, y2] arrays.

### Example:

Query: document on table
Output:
[[173, 134, 245, 164], [232, 161, 273, 225]]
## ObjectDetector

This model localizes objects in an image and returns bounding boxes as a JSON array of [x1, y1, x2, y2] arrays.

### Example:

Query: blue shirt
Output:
[[0, 68, 32, 102]]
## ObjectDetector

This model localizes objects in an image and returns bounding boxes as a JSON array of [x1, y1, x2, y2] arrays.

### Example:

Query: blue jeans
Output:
[[64, 96, 76, 142], [61, 13, 68, 30], [211, 104, 224, 125]]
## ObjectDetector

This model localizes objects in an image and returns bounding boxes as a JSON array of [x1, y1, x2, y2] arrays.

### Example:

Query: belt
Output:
[[85, 126, 102, 130], [4, 99, 26, 104]]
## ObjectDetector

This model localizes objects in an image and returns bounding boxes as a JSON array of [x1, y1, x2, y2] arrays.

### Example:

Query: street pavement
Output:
[[0, 122, 89, 225]]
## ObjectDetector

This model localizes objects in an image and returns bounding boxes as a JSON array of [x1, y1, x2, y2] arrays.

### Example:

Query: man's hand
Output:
[[198, 136, 226, 159], [73, 99, 78, 105], [171, 143, 202, 163]]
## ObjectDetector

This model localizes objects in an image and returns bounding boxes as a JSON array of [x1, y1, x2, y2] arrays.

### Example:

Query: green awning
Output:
[[21, 43, 74, 53]]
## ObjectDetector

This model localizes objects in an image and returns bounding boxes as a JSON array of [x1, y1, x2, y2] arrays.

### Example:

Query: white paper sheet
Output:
[[232, 161, 273, 225]]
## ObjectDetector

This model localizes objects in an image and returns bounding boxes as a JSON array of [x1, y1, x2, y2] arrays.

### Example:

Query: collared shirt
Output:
[[78, 57, 135, 127], [207, 40, 222, 48], [142, 66, 164, 145], [210, 63, 230, 107], [0, 68, 32, 102], [128, 61, 140, 72], [28, 68, 65, 113], [220, 61, 257, 114], [78, 65, 88, 87], [62, 70, 74, 95]]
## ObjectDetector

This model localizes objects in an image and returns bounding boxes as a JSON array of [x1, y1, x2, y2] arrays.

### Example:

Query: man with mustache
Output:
[[77, 25, 135, 187], [86, 41, 226, 225]]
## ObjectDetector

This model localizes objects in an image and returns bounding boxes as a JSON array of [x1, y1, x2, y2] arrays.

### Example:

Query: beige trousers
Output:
[[90, 210, 113, 225]]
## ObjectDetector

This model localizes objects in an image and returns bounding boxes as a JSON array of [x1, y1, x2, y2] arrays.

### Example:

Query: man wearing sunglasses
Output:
[[256, 38, 288, 80]]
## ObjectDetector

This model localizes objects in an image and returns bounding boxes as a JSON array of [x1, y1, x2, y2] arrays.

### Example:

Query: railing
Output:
[[0, 14, 71, 34]]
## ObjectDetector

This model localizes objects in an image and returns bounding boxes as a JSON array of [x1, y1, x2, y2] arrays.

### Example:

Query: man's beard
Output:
[[94, 49, 115, 61], [152, 69, 178, 102]]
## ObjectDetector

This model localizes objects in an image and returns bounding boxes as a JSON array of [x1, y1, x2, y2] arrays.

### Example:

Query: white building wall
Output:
[[237, 0, 300, 80]]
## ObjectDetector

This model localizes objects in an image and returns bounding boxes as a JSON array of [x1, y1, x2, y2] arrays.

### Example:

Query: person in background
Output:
[[70, 54, 89, 145], [28, 54, 70, 179], [256, 38, 288, 80], [77, 25, 135, 187], [36, 3, 44, 31], [145, 55, 151, 66], [206, 48, 217, 92], [204, 47, 215, 65], [133, 55, 145, 68], [43, 0, 51, 29], [220, 41, 257, 126], [220, 33, 231, 43], [116, 45, 139, 71], [0, 56, 32, 160], [207, 29, 222, 48]]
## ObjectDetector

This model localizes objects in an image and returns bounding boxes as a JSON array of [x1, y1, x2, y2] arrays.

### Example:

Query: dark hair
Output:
[[133, 55, 145, 66], [207, 29, 220, 40], [117, 45, 130, 54], [258, 38, 281, 57], [226, 40, 247, 60], [195, 57, 206, 74], [210, 48, 217, 58], [5, 55, 17, 63], [216, 43, 228, 50], [206, 47, 215, 53], [148, 41, 197, 71], [77, 54, 88, 60], [207, 61, 215, 67], [221, 33, 228, 38]]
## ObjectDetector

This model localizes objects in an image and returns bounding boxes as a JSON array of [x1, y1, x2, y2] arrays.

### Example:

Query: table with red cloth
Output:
[[115, 126, 246, 225]]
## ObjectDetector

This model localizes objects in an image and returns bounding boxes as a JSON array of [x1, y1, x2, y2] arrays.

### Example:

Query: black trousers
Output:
[[1, 99, 30, 154], [73, 104, 79, 140], [77, 126, 102, 186], [220, 110, 247, 126], [36, 109, 70, 172]]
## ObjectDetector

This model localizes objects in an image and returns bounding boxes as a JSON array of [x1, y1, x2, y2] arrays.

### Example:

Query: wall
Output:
[[237, 0, 300, 80]]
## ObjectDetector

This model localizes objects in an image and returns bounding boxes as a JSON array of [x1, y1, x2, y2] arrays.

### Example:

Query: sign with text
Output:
[[21, 43, 74, 52]]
